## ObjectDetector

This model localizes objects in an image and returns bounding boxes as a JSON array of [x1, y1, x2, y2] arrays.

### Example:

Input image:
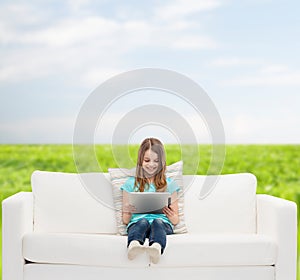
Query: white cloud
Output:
[[224, 115, 300, 143], [0, 16, 125, 83], [259, 64, 290, 75], [2, 107, 299, 144], [223, 69, 300, 87], [6, 17, 119, 47], [0, 1, 221, 84], [210, 57, 260, 67], [3, 1, 299, 145], [0, 3, 46, 29], [80, 67, 126, 89], [0, 117, 75, 143], [211, 57, 300, 87], [94, 111, 211, 144], [67, 0, 95, 12], [171, 35, 218, 50], [155, 0, 222, 21]]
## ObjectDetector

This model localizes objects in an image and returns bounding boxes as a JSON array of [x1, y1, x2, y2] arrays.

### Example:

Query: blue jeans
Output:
[[127, 218, 173, 254]]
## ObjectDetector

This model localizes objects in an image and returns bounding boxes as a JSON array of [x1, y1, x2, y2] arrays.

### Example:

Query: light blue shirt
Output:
[[120, 177, 180, 230]]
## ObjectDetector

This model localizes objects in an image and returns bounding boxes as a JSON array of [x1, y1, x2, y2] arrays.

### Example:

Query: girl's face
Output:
[[142, 149, 159, 177]]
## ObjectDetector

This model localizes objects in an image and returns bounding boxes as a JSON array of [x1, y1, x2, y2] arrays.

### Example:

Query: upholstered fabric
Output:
[[31, 171, 117, 234], [108, 161, 187, 235], [23, 233, 148, 268], [2, 192, 33, 280], [257, 194, 298, 280], [3, 172, 297, 280], [23, 232, 276, 267], [24, 264, 275, 280], [157, 233, 276, 266], [183, 173, 257, 234]]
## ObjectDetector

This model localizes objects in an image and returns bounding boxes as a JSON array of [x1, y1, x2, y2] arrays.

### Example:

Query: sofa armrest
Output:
[[2, 192, 33, 280], [256, 194, 297, 280]]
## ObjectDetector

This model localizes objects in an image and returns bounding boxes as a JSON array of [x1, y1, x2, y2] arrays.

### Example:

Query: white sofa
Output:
[[2, 171, 297, 280]]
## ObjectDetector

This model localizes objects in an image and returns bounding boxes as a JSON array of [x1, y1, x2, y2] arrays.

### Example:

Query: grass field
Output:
[[1, 144, 299, 279]]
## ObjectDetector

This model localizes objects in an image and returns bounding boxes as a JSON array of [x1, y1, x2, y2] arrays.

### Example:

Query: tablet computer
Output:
[[128, 192, 171, 214]]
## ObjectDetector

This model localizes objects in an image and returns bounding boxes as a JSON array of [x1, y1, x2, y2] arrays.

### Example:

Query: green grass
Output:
[[0, 226, 1, 278], [1, 144, 299, 279]]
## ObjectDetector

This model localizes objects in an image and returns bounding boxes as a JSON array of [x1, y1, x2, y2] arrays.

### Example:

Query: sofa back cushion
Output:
[[31, 171, 117, 234], [183, 173, 257, 234]]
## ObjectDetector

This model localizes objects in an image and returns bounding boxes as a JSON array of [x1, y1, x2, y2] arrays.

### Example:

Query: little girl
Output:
[[121, 138, 179, 264]]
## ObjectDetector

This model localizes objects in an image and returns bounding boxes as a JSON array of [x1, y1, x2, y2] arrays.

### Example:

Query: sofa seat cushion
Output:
[[23, 233, 149, 268], [23, 233, 277, 267], [159, 233, 277, 267]]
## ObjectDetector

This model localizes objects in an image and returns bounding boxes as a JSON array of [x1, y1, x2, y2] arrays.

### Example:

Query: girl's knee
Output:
[[152, 219, 164, 226], [138, 218, 150, 226]]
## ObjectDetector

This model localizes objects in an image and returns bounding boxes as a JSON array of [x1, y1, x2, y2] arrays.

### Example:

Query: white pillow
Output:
[[108, 161, 187, 235], [31, 171, 117, 234]]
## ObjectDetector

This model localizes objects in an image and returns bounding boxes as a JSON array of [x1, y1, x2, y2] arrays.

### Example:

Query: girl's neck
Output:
[[147, 177, 154, 184]]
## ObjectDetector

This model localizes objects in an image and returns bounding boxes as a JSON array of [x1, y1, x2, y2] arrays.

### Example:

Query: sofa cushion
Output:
[[22, 233, 276, 267], [31, 171, 117, 234], [158, 233, 277, 266], [183, 173, 257, 234], [108, 161, 187, 235], [23, 233, 149, 268]]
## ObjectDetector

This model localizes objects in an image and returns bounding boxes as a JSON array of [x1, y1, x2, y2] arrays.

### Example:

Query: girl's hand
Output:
[[122, 203, 136, 225], [123, 203, 136, 214], [162, 205, 179, 225], [122, 190, 135, 225]]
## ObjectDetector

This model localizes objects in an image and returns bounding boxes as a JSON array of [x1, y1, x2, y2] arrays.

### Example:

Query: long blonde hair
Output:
[[134, 138, 167, 192]]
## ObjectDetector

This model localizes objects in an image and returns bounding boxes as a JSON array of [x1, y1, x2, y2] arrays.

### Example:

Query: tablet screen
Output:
[[128, 192, 171, 214]]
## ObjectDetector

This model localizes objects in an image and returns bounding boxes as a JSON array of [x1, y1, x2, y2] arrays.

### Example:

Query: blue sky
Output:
[[0, 0, 300, 144]]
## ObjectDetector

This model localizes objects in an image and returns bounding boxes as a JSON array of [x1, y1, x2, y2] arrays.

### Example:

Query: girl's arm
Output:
[[163, 192, 179, 226], [122, 190, 133, 225]]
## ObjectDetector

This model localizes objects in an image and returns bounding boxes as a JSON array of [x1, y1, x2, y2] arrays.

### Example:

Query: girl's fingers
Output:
[[123, 204, 136, 213], [163, 206, 174, 216]]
